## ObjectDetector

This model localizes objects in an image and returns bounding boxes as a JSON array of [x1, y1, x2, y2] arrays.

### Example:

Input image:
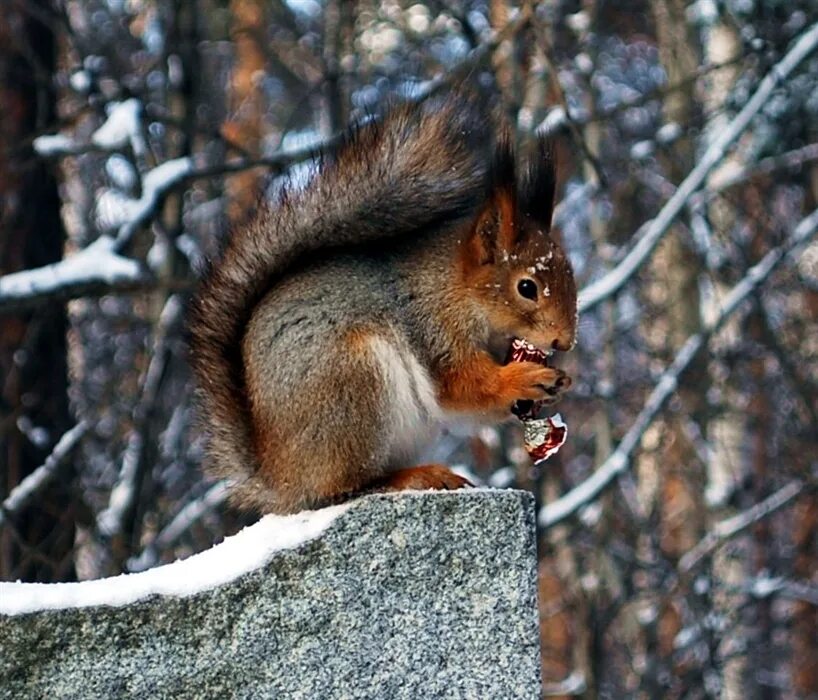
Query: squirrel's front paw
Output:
[[499, 361, 570, 403]]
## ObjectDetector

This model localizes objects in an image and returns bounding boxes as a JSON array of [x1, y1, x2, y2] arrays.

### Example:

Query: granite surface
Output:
[[1, 490, 541, 699]]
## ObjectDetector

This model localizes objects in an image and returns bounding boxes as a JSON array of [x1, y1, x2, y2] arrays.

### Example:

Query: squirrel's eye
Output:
[[517, 278, 538, 301]]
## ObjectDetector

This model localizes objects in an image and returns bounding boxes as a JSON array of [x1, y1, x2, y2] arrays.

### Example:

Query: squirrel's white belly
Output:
[[368, 336, 443, 465]]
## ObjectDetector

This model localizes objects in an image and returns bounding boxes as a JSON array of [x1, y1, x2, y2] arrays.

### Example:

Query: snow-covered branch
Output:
[[110, 157, 193, 248], [540, 206, 818, 529], [0, 236, 149, 313], [0, 152, 194, 312], [578, 21, 818, 314], [0, 421, 89, 528], [678, 480, 807, 573], [744, 576, 818, 606], [34, 99, 145, 159]]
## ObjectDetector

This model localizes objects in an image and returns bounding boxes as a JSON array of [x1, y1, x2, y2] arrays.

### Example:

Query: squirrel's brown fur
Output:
[[188, 91, 577, 514]]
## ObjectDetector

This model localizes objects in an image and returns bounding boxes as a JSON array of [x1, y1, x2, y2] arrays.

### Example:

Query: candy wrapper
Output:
[[522, 414, 567, 464], [505, 338, 568, 464]]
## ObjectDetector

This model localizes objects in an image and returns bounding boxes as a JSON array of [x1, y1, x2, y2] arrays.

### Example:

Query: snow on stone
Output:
[[33, 134, 75, 156], [0, 503, 350, 616]]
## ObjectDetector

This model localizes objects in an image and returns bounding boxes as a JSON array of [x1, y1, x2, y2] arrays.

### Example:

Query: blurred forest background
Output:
[[1, 0, 817, 697]]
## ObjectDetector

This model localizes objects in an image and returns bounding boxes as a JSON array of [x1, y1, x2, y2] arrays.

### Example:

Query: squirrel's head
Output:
[[458, 135, 577, 354]]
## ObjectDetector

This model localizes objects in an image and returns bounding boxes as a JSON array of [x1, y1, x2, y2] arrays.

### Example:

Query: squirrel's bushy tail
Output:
[[188, 92, 492, 498]]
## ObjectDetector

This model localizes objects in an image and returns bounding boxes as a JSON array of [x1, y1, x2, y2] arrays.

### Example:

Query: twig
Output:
[[539, 206, 818, 529], [0, 421, 89, 528], [577, 22, 818, 314], [678, 480, 806, 573], [743, 577, 818, 606], [693, 142, 818, 205], [532, 17, 607, 188], [577, 53, 752, 129], [97, 295, 184, 539], [126, 480, 230, 572]]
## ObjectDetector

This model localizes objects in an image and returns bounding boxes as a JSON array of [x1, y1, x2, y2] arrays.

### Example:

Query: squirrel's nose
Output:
[[551, 338, 572, 352]]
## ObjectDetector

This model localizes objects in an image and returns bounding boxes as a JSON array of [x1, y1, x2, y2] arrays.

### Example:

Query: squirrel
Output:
[[188, 91, 578, 514]]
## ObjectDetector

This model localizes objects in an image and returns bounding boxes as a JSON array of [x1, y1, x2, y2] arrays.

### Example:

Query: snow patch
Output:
[[95, 157, 192, 232], [0, 502, 350, 616], [33, 134, 75, 156], [92, 99, 144, 155], [105, 154, 138, 191], [70, 69, 92, 94], [92, 98, 140, 148]]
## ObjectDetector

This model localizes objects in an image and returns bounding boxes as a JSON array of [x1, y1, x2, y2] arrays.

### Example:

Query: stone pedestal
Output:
[[1, 490, 541, 699]]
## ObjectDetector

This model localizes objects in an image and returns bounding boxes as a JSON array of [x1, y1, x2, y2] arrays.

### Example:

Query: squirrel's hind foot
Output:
[[372, 464, 473, 493]]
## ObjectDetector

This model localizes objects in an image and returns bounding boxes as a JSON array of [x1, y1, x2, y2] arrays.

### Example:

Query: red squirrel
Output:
[[188, 91, 578, 514]]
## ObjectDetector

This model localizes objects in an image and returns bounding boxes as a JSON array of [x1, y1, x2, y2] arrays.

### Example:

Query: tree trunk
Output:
[[645, 0, 707, 692], [224, 0, 269, 224], [0, 0, 72, 582]]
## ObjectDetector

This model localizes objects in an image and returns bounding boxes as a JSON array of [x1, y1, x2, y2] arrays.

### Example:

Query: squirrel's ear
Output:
[[520, 136, 557, 230], [464, 134, 518, 265]]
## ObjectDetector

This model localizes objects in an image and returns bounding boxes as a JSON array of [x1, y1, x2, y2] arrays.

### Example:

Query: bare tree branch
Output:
[[126, 480, 229, 572], [532, 17, 607, 188], [678, 480, 807, 573], [696, 142, 818, 203], [540, 206, 818, 529], [97, 295, 184, 539], [578, 21, 818, 314], [0, 421, 89, 528], [743, 576, 818, 606]]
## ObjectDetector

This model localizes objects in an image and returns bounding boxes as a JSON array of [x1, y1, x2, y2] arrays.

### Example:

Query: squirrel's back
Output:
[[188, 92, 494, 498]]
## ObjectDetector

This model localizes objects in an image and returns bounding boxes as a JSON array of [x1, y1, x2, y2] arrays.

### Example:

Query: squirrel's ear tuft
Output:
[[487, 130, 517, 204], [463, 133, 519, 266], [520, 136, 557, 229]]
